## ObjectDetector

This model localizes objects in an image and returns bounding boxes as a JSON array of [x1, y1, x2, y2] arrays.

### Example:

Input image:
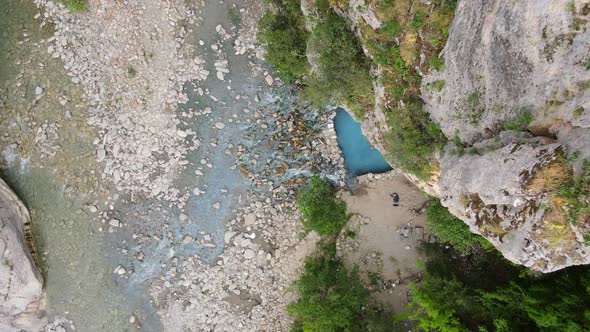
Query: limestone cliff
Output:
[[315, 0, 590, 272], [0, 178, 46, 331]]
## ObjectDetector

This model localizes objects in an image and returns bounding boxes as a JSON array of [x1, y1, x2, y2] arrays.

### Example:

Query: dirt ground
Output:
[[339, 172, 429, 314]]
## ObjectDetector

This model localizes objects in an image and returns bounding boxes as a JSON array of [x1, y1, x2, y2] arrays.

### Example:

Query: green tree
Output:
[[257, 0, 309, 83], [407, 277, 468, 332], [425, 199, 491, 253], [288, 256, 369, 331], [303, 10, 373, 107], [297, 176, 349, 236]]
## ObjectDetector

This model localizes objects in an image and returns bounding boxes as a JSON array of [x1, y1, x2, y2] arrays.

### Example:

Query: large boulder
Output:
[[0, 178, 46, 331]]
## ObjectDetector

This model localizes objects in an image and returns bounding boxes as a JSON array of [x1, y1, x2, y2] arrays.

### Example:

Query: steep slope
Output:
[[302, 0, 590, 272]]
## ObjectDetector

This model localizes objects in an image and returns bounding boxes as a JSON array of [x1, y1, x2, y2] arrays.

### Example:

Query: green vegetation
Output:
[[290, 175, 395, 331], [463, 91, 485, 125], [60, 0, 87, 12], [385, 101, 446, 178], [503, 110, 533, 131], [405, 240, 590, 331], [257, 0, 456, 178], [127, 66, 137, 78], [555, 159, 590, 225], [296, 176, 349, 236], [426, 80, 446, 92], [362, 0, 456, 178], [257, 0, 309, 83], [304, 9, 373, 113], [288, 256, 369, 331], [426, 199, 491, 253], [574, 106, 585, 117]]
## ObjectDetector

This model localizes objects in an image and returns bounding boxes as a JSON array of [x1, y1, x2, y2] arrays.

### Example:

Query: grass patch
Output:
[[463, 91, 485, 125], [385, 100, 447, 179], [60, 0, 86, 12], [503, 110, 533, 131], [127, 66, 137, 78], [427, 80, 446, 92], [296, 175, 349, 236], [574, 106, 585, 117]]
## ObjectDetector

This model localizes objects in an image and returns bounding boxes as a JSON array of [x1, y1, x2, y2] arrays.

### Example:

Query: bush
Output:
[[297, 176, 349, 236], [257, 0, 309, 83], [288, 256, 369, 331], [426, 199, 491, 253], [303, 10, 373, 107], [503, 110, 533, 131]]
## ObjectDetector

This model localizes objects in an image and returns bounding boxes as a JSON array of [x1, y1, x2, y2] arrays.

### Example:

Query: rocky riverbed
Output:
[[0, 0, 348, 330]]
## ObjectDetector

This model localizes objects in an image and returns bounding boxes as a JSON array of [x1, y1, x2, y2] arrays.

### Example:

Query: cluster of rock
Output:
[[0, 178, 46, 331], [151, 200, 320, 331], [36, 0, 209, 202]]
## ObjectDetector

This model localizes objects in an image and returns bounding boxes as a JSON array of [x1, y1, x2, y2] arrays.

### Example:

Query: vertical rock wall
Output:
[[0, 178, 46, 331]]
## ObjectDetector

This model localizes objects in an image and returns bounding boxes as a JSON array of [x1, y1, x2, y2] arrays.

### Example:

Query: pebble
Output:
[[88, 205, 98, 213], [214, 122, 226, 129], [35, 86, 44, 95], [115, 266, 127, 275], [265, 74, 273, 86], [213, 202, 221, 209], [243, 249, 256, 259], [129, 316, 136, 324], [96, 148, 106, 162], [182, 235, 193, 244], [244, 213, 256, 225]]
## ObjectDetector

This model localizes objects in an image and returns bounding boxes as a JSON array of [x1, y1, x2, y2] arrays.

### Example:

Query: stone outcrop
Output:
[[424, 0, 590, 146], [0, 178, 46, 331], [326, 0, 590, 272], [418, 0, 590, 272]]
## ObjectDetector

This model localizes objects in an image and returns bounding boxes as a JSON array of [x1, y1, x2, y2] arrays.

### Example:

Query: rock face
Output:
[[424, 0, 590, 146], [439, 133, 590, 272], [0, 178, 46, 331], [421, 0, 590, 272], [328, 0, 590, 272]]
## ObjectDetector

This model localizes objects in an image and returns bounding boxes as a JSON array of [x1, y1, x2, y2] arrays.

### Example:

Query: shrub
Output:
[[296, 176, 349, 236], [257, 0, 309, 83], [303, 10, 373, 107], [287, 256, 369, 331], [503, 110, 533, 131], [426, 199, 491, 253]]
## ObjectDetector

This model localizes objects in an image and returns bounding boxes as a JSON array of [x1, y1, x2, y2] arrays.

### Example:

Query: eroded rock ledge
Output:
[[0, 178, 46, 331]]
